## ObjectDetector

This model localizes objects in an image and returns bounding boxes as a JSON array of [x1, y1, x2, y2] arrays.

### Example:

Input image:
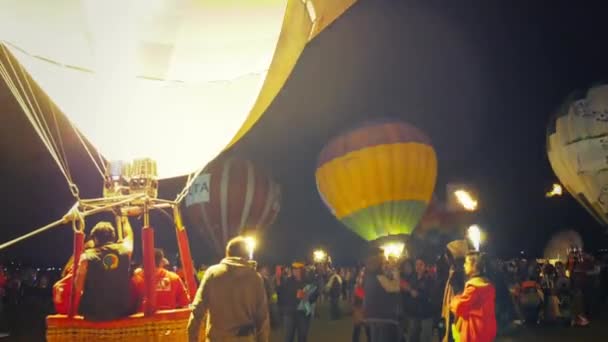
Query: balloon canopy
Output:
[[546, 84, 608, 225], [316, 120, 437, 242], [183, 157, 281, 256], [543, 229, 583, 261], [414, 183, 477, 240], [0, 0, 357, 179], [415, 202, 467, 239]]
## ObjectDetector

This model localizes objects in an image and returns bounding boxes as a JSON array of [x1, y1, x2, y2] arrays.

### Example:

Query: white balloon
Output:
[[547, 84, 608, 225], [0, 0, 287, 179]]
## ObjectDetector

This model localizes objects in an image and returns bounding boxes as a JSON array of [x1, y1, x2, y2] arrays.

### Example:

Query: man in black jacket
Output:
[[277, 262, 318, 342], [404, 258, 434, 342], [75, 216, 134, 321]]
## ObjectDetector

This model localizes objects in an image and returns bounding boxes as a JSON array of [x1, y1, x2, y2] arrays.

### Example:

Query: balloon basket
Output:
[[46, 309, 204, 342]]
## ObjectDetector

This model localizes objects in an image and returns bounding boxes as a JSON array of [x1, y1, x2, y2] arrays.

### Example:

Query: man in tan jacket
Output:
[[188, 236, 270, 342]]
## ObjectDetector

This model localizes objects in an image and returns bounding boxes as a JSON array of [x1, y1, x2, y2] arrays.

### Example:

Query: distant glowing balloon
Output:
[[414, 198, 471, 245], [543, 230, 583, 261], [414, 184, 477, 244], [316, 120, 437, 242], [546, 83, 608, 225]]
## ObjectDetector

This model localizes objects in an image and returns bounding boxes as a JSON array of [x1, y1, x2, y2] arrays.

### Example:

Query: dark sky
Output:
[[1, 0, 608, 266]]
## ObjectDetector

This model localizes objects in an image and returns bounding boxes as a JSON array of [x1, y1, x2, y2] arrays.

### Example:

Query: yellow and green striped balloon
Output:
[[316, 120, 437, 242]]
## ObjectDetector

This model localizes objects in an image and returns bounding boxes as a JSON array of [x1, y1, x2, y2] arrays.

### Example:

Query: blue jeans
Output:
[[284, 312, 311, 342]]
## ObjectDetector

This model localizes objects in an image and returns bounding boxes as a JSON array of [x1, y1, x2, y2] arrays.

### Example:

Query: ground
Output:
[[271, 303, 608, 342], [3, 302, 606, 341]]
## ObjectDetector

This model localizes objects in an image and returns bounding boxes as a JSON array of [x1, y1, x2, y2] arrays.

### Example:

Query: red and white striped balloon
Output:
[[184, 157, 281, 256]]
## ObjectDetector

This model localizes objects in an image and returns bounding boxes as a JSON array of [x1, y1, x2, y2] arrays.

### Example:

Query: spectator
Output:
[[188, 236, 269, 342], [450, 252, 496, 342]]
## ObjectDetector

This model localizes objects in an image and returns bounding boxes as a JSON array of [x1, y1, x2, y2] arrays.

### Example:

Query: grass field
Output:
[[270, 302, 608, 342], [270, 303, 362, 342]]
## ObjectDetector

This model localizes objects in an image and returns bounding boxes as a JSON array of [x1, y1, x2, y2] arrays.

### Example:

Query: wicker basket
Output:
[[47, 309, 202, 342]]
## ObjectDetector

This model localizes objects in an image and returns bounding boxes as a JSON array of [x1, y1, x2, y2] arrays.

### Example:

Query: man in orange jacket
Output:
[[132, 248, 190, 311]]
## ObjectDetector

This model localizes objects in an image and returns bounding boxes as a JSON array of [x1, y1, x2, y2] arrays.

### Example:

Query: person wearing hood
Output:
[[188, 236, 269, 342], [450, 252, 496, 342], [325, 267, 343, 320]]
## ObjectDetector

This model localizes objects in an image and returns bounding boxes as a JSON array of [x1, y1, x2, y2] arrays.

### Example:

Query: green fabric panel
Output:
[[340, 200, 427, 241]]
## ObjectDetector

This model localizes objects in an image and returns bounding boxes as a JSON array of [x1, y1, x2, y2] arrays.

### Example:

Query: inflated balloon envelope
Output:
[[547, 84, 608, 226], [0, 5, 363, 338], [0, 0, 358, 269], [0, 0, 358, 180], [316, 119, 438, 244], [183, 157, 281, 256]]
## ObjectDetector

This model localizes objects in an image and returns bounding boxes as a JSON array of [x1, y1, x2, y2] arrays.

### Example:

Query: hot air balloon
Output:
[[0, 1, 357, 339], [0, 0, 358, 180], [546, 84, 608, 226], [184, 157, 281, 257], [316, 120, 437, 246], [415, 203, 460, 246], [543, 229, 583, 262], [415, 184, 478, 239]]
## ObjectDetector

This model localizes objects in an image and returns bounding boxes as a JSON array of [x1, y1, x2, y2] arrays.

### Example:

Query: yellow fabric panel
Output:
[[308, 0, 358, 40], [225, 0, 358, 150], [316, 143, 437, 219]]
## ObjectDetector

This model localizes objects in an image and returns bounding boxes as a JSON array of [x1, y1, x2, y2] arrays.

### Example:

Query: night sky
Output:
[[1, 0, 608, 267]]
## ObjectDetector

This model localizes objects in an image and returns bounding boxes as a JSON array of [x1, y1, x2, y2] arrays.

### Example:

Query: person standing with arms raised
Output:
[[74, 214, 134, 321]]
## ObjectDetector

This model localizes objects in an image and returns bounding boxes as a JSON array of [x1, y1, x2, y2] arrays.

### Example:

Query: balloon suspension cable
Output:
[[0, 217, 70, 251], [0, 194, 152, 251], [157, 206, 175, 224], [175, 166, 206, 204], [68, 122, 107, 180], [0, 43, 83, 200]]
